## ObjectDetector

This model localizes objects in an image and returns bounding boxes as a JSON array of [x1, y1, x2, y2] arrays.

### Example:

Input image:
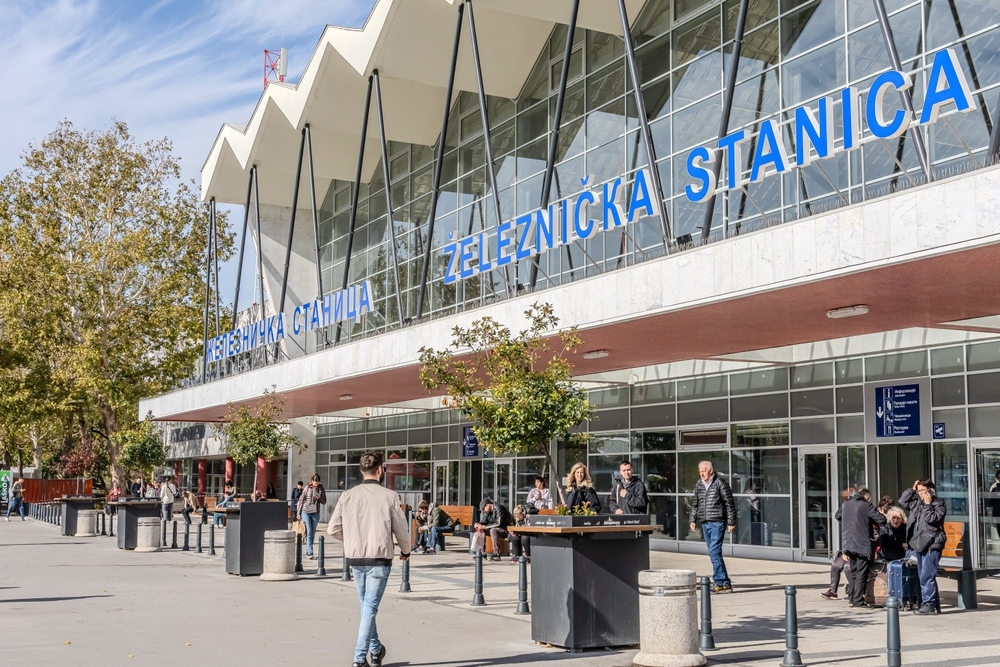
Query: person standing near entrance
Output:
[[328, 451, 410, 667], [297, 474, 326, 559], [835, 487, 885, 609], [5, 477, 25, 521], [159, 475, 178, 524], [609, 460, 648, 514], [900, 479, 946, 615], [688, 461, 736, 593]]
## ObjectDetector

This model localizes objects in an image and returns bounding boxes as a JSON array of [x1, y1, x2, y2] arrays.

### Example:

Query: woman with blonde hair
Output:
[[564, 462, 602, 513]]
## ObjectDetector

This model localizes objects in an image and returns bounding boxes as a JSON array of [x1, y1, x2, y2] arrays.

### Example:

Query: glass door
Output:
[[495, 458, 513, 509], [973, 444, 1000, 569], [799, 448, 837, 561], [433, 463, 448, 506]]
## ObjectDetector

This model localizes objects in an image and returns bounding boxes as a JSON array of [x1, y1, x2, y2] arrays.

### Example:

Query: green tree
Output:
[[116, 418, 167, 480], [419, 302, 595, 504], [0, 120, 231, 486], [213, 390, 303, 494]]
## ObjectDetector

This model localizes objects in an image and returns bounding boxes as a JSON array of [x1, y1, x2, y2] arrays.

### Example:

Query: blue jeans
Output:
[[353, 564, 391, 664], [302, 511, 319, 555], [702, 521, 731, 586], [913, 549, 941, 606], [429, 525, 453, 551], [415, 530, 429, 550], [6, 498, 24, 519]]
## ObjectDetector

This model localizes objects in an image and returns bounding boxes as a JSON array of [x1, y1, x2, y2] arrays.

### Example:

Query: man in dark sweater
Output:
[[835, 487, 886, 609], [475, 498, 513, 562], [688, 461, 737, 593], [609, 460, 649, 514]]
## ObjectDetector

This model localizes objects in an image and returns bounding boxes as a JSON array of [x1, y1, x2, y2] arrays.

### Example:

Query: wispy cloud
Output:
[[0, 0, 376, 183]]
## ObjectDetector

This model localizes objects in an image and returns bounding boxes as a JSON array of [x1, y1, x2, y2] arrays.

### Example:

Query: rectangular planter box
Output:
[[526, 514, 651, 529], [60, 496, 95, 537], [114, 501, 162, 550]]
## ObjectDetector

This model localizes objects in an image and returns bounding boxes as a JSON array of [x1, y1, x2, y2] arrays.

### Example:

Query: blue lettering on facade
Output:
[[683, 48, 975, 202]]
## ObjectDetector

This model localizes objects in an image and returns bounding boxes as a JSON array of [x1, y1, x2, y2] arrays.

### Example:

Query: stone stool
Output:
[[74, 509, 97, 537], [260, 530, 298, 581], [135, 517, 162, 552], [633, 569, 706, 667]]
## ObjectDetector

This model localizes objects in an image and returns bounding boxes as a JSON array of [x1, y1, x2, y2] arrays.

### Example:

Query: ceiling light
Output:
[[582, 349, 610, 360], [827, 305, 869, 319], [340, 394, 354, 401]]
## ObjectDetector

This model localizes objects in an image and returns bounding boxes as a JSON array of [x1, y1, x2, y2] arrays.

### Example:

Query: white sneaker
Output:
[[4, 517, 8, 522]]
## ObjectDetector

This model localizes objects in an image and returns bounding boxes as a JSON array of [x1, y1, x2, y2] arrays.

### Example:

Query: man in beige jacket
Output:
[[329, 451, 410, 667]]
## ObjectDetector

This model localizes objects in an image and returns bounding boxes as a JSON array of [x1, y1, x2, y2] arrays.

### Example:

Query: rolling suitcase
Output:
[[888, 559, 921, 610]]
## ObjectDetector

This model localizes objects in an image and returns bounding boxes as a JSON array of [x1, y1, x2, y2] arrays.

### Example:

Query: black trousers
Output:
[[510, 533, 530, 558], [830, 555, 849, 592], [846, 553, 870, 606]]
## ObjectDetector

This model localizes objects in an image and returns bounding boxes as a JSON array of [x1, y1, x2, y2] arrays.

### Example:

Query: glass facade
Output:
[[313, 338, 1000, 563], [307, 0, 1000, 342]]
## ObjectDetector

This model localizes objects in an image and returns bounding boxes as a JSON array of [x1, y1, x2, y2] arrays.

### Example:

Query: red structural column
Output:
[[197, 459, 207, 499], [256, 457, 268, 496], [173, 460, 181, 483], [225, 458, 235, 485], [267, 460, 278, 495]]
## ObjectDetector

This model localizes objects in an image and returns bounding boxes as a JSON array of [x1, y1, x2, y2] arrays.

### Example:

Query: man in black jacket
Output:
[[835, 487, 886, 609], [688, 461, 737, 593], [609, 460, 648, 514], [475, 498, 513, 562]]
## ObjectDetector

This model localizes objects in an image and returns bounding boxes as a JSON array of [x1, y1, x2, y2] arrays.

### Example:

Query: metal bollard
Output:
[[171, 520, 178, 549], [316, 536, 326, 576], [886, 597, 902, 667], [209, 524, 216, 556], [515, 556, 530, 615], [108, 512, 114, 537], [100, 512, 106, 536], [342, 556, 353, 582], [162, 517, 168, 547], [295, 533, 304, 573], [699, 576, 717, 651], [781, 586, 803, 667], [399, 556, 412, 593], [182, 522, 190, 551], [196, 524, 203, 553], [471, 551, 486, 606]]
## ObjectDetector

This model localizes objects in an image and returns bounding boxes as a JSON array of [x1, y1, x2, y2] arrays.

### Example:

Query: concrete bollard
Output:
[[74, 509, 97, 537], [633, 569, 707, 667], [886, 597, 901, 667], [135, 517, 162, 552], [260, 530, 299, 581], [471, 551, 486, 606]]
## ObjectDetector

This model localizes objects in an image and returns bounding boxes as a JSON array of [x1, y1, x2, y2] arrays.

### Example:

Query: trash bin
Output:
[[224, 502, 289, 576], [75, 509, 98, 537], [135, 517, 162, 552], [260, 529, 298, 581], [633, 569, 706, 667], [113, 501, 163, 550]]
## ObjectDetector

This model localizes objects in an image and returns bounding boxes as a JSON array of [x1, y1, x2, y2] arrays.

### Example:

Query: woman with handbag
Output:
[[899, 479, 946, 615], [296, 474, 327, 559]]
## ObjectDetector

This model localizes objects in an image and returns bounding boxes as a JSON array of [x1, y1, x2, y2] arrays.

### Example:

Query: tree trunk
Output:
[[31, 426, 43, 471], [100, 401, 123, 488], [541, 440, 566, 505]]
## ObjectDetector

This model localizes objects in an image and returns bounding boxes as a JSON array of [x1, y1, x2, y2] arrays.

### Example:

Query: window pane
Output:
[[791, 417, 835, 444], [732, 447, 791, 494], [968, 372, 1000, 405], [865, 351, 928, 381], [781, 40, 845, 107], [791, 362, 834, 388], [731, 368, 789, 395], [934, 442, 969, 523], [734, 496, 792, 546], [732, 421, 790, 447], [836, 386, 864, 413], [679, 450, 730, 494], [791, 388, 835, 416], [649, 495, 678, 539], [643, 453, 677, 493]]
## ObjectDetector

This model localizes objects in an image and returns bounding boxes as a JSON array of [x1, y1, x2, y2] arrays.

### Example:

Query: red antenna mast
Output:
[[264, 48, 287, 89]]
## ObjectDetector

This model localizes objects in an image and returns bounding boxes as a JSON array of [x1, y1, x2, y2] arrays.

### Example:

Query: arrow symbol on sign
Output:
[[876, 407, 884, 418]]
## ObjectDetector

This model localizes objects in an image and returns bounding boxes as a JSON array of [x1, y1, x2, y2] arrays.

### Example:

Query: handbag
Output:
[[909, 531, 933, 554], [293, 520, 306, 537]]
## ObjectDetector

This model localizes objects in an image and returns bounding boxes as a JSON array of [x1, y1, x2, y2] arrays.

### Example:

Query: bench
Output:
[[936, 521, 1000, 609], [438, 505, 477, 552]]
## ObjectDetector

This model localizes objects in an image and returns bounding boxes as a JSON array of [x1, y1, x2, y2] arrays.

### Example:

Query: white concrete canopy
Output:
[[202, 0, 649, 207]]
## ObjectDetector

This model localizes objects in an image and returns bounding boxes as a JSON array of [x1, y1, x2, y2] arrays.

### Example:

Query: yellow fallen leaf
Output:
[[128, 655, 134, 658], [185, 643, 191, 647], [64, 641, 71, 645]]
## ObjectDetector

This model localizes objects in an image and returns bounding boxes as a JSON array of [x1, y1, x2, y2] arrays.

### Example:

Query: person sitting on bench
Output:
[[423, 503, 455, 554], [475, 498, 513, 562]]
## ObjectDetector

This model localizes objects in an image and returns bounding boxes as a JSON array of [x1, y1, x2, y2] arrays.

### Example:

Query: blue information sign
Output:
[[462, 427, 479, 458], [875, 384, 922, 438], [933, 422, 946, 439]]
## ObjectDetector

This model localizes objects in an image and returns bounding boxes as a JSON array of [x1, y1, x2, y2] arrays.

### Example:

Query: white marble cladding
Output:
[[141, 165, 1000, 419]]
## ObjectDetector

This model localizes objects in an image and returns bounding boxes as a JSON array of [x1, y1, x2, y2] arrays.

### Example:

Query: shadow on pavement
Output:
[[397, 649, 631, 666], [0, 595, 112, 604]]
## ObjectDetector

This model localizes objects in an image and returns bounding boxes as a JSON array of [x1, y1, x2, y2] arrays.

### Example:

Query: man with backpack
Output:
[[5, 476, 25, 521], [159, 475, 178, 525]]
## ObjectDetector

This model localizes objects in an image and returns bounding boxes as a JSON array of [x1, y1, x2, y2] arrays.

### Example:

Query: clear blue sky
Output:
[[0, 0, 376, 300]]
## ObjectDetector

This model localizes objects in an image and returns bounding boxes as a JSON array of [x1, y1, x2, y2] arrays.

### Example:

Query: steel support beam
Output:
[[336, 75, 374, 343], [253, 167, 266, 326], [529, 0, 580, 290], [871, 0, 932, 182], [416, 2, 464, 321], [990, 91, 1000, 160], [279, 127, 307, 315], [373, 69, 407, 326], [946, 0, 993, 137], [305, 125, 324, 299], [466, 0, 512, 296], [700, 0, 749, 242], [211, 198, 221, 336], [618, 0, 672, 249], [201, 200, 213, 383], [232, 168, 254, 316]]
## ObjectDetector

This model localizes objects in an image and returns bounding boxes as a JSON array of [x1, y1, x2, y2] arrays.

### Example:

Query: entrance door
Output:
[[973, 443, 1000, 569], [799, 448, 837, 561], [433, 463, 448, 506], [495, 459, 513, 509]]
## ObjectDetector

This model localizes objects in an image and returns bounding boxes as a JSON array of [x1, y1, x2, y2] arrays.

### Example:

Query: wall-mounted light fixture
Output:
[[826, 305, 869, 319]]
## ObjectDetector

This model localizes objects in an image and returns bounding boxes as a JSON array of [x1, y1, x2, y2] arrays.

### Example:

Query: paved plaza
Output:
[[2, 518, 999, 666]]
